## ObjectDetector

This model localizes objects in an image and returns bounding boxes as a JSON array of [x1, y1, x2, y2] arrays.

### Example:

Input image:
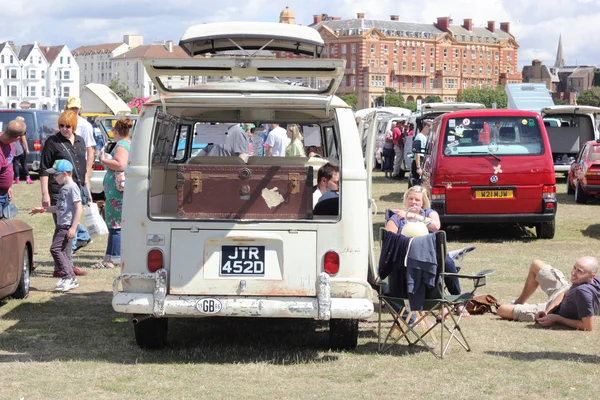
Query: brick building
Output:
[[279, 9, 521, 109]]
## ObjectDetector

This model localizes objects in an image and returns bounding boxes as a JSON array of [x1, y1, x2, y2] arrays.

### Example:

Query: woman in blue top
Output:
[[385, 185, 472, 316]]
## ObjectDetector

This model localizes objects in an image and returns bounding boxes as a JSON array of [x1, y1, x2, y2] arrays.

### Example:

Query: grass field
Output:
[[1, 172, 599, 400]]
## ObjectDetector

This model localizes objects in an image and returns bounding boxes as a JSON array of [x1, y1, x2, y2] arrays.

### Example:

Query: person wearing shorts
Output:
[[497, 258, 600, 331]]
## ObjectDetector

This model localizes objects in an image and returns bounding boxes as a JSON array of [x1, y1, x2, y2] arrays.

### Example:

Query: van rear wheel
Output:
[[536, 221, 555, 239], [329, 319, 359, 350], [133, 315, 168, 349], [575, 180, 588, 204]]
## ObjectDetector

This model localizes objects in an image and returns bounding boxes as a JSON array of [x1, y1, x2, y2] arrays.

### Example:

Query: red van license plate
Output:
[[474, 190, 514, 199]]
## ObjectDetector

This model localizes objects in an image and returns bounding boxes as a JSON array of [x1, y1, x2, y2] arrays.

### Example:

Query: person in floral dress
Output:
[[92, 117, 133, 268]]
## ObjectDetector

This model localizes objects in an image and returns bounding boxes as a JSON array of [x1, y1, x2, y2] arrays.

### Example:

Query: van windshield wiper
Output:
[[463, 151, 502, 162]]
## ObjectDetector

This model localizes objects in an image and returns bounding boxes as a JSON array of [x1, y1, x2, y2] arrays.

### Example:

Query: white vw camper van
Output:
[[112, 22, 376, 349]]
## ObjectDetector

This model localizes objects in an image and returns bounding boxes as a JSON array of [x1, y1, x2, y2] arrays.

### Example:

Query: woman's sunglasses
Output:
[[59, 124, 73, 129]]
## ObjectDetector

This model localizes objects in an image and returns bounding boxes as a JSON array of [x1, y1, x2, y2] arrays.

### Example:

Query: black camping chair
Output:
[[377, 229, 494, 358]]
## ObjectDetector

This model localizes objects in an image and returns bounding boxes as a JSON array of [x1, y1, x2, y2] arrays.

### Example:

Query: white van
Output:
[[112, 22, 375, 350], [541, 105, 600, 175]]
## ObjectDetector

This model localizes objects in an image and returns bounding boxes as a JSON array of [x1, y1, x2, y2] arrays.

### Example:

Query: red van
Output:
[[420, 109, 557, 239]]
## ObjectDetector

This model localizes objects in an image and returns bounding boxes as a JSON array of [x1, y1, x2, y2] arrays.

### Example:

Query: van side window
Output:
[[444, 117, 543, 156]]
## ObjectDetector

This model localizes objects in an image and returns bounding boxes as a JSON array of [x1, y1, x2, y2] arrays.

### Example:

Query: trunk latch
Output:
[[289, 173, 300, 194]]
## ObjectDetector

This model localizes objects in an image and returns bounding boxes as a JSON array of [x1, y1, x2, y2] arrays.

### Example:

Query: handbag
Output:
[[401, 207, 429, 238], [114, 171, 126, 192], [84, 202, 109, 237], [465, 294, 500, 315], [60, 143, 90, 205]]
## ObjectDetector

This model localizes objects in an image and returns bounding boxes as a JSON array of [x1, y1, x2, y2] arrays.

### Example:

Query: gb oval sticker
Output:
[[196, 298, 222, 314]]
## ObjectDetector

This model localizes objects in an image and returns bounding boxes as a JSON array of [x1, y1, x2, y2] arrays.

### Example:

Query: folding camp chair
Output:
[[377, 229, 494, 359]]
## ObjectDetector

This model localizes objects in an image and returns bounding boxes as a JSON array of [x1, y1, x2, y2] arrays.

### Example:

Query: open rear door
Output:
[[144, 22, 344, 97], [361, 110, 379, 283]]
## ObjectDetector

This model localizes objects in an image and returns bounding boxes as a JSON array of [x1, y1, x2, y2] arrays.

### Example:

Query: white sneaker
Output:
[[448, 246, 476, 261], [54, 278, 68, 292], [62, 278, 79, 292]]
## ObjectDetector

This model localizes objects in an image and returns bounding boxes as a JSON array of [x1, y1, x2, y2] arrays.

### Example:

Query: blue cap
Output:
[[47, 159, 73, 175]]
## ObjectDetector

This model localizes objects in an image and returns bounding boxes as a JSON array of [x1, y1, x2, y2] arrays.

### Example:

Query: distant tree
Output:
[[576, 87, 600, 107], [375, 93, 406, 107], [340, 94, 357, 108], [423, 96, 443, 104], [593, 68, 600, 86], [405, 101, 418, 112], [553, 98, 569, 106], [108, 79, 134, 104], [457, 86, 507, 108], [384, 87, 397, 94]]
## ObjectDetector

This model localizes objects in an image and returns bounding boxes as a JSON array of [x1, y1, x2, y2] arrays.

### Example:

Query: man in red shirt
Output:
[[0, 118, 27, 213], [392, 120, 405, 178]]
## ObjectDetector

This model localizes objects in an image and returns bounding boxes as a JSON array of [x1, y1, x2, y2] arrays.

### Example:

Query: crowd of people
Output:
[[200, 122, 318, 160], [2, 96, 132, 292]]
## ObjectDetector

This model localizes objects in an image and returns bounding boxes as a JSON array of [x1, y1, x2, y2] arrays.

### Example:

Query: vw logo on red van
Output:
[[490, 175, 499, 184]]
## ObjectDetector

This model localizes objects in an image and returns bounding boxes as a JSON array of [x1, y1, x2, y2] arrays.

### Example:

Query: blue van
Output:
[[0, 109, 61, 172]]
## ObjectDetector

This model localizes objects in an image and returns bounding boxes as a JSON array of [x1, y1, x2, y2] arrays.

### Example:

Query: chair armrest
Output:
[[442, 269, 495, 289], [443, 269, 495, 279]]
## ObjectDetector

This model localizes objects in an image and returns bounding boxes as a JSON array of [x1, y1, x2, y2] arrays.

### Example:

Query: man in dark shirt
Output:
[[497, 257, 600, 331], [0, 119, 27, 212]]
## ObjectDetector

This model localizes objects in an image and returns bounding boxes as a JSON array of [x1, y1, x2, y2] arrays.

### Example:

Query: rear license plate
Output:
[[220, 245, 265, 276], [474, 190, 514, 199]]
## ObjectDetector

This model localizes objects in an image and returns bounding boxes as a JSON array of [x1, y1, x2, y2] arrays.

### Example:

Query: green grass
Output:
[[1, 173, 600, 400]]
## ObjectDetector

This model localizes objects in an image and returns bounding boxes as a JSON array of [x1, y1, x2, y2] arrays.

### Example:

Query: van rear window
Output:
[[443, 116, 543, 156], [148, 113, 341, 221]]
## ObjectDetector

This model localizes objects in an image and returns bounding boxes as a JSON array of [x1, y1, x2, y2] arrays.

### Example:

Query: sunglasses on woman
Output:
[[59, 124, 73, 129]]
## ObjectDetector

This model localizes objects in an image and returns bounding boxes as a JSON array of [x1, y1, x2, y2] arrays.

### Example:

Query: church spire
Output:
[[554, 34, 565, 68]]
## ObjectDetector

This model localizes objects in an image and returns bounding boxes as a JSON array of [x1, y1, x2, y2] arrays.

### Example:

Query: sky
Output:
[[1, 0, 600, 68]]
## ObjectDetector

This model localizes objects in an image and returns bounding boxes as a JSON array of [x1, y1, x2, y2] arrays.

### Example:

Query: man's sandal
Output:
[[90, 261, 115, 269]]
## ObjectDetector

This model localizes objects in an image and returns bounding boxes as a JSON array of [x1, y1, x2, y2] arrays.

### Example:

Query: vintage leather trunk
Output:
[[176, 165, 314, 219]]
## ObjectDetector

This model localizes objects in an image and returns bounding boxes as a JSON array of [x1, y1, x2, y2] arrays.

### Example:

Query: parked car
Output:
[[0, 109, 61, 172], [111, 22, 375, 350], [90, 115, 138, 199], [0, 207, 34, 300], [567, 139, 600, 203], [541, 105, 600, 176]]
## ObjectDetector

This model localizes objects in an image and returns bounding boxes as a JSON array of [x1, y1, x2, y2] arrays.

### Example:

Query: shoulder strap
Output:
[[59, 142, 81, 184]]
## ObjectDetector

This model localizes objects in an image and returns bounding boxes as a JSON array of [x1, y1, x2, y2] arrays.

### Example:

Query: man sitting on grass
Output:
[[497, 257, 600, 331]]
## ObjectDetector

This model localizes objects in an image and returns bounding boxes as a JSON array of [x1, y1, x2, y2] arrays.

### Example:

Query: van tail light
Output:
[[542, 185, 556, 200], [33, 140, 42, 151], [324, 251, 340, 275], [431, 186, 446, 201], [147, 249, 164, 272]]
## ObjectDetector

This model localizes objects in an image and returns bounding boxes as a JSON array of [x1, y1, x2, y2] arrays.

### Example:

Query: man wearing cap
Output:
[[0, 118, 27, 214], [66, 96, 95, 251], [66, 96, 96, 201]]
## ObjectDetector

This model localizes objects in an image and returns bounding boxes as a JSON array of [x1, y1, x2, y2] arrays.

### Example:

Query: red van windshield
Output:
[[443, 116, 544, 157]]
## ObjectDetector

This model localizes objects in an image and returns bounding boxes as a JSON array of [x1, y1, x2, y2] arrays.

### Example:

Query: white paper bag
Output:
[[85, 203, 109, 237]]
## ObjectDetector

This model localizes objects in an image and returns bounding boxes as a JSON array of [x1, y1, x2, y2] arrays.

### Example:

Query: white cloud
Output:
[[1, 0, 598, 68]]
